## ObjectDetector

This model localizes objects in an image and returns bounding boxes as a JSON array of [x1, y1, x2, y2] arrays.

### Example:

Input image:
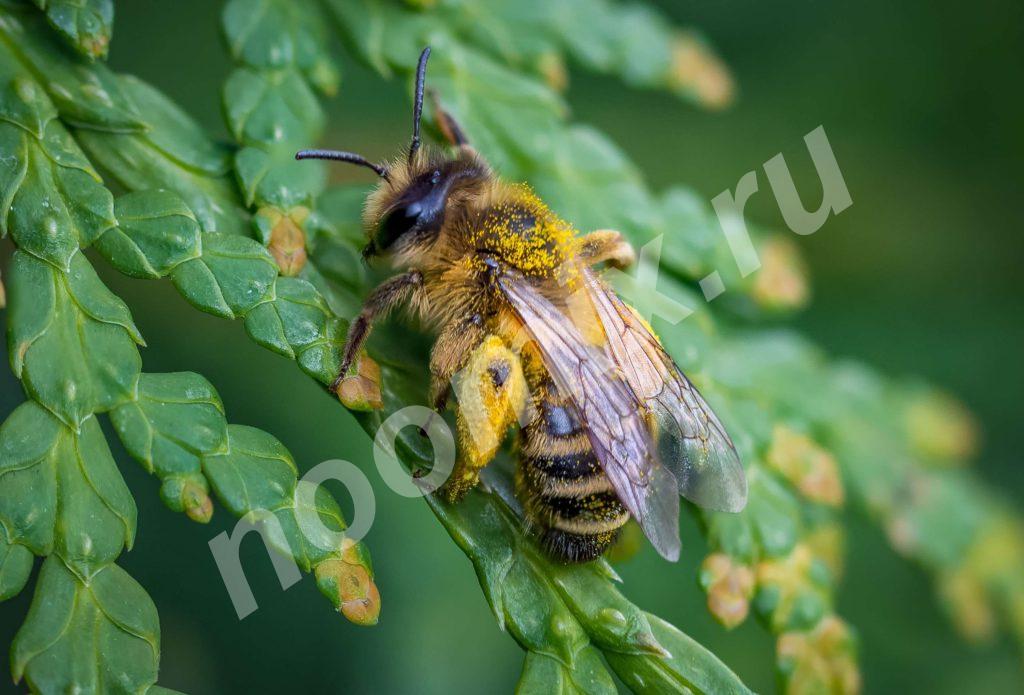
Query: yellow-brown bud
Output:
[[260, 206, 309, 277], [905, 389, 979, 463], [537, 51, 569, 93], [939, 568, 995, 642], [315, 543, 381, 626], [700, 553, 755, 629], [182, 480, 214, 524], [804, 523, 845, 581], [337, 352, 384, 411], [668, 33, 735, 110], [752, 236, 810, 311], [777, 616, 860, 695], [82, 34, 110, 61], [767, 425, 844, 507]]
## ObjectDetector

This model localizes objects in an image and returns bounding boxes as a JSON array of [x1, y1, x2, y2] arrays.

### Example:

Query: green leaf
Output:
[[332, 0, 731, 107], [265, 484, 348, 572], [243, 276, 343, 378], [96, 190, 203, 279], [110, 372, 229, 478], [0, 401, 136, 577], [605, 614, 751, 695], [116, 76, 232, 177], [0, 534, 33, 601], [516, 650, 616, 694], [432, 489, 620, 693], [12, 556, 159, 693], [7, 250, 142, 426], [219, 0, 333, 267], [31, 0, 114, 60], [0, 81, 115, 270], [705, 467, 801, 563], [223, 67, 324, 146], [0, 71, 55, 138], [424, 40, 567, 176], [234, 145, 326, 209], [202, 424, 297, 516], [201, 425, 378, 621], [170, 232, 279, 319], [0, 6, 144, 130], [324, 0, 427, 76], [77, 75, 249, 236], [223, 0, 338, 92], [110, 371, 227, 523]]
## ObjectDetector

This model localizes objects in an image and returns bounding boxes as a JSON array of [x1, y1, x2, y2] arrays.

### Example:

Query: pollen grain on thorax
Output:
[[469, 183, 579, 280]]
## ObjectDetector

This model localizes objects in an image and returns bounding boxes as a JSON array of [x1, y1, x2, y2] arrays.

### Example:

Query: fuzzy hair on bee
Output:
[[296, 46, 747, 564]]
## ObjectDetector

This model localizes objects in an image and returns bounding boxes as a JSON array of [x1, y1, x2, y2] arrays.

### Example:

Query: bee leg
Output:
[[429, 314, 486, 412], [428, 88, 472, 150], [332, 271, 423, 393], [442, 335, 526, 503], [418, 315, 487, 438], [578, 229, 636, 269]]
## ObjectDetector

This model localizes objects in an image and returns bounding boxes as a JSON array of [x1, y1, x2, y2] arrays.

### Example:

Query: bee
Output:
[[297, 47, 746, 563]]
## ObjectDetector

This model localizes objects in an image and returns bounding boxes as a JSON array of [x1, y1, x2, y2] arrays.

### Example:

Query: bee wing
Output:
[[582, 268, 747, 513], [497, 270, 682, 561]]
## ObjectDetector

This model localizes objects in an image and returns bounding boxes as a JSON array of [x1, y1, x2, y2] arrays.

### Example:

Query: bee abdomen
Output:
[[518, 395, 629, 563]]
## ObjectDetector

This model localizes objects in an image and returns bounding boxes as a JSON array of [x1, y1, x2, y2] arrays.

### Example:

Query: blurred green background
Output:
[[1, 0, 1022, 692]]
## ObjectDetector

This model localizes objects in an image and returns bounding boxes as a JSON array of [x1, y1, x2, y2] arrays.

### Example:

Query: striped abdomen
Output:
[[516, 381, 629, 562]]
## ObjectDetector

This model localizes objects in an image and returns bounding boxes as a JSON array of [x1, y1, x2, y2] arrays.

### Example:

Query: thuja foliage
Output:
[[0, 1, 1022, 693]]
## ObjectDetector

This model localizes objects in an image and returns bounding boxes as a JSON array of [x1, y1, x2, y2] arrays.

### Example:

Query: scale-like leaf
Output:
[[223, 0, 338, 92], [235, 145, 326, 210], [0, 401, 136, 577], [7, 251, 141, 426], [96, 190, 204, 279], [111, 372, 229, 479], [203, 424, 297, 516], [243, 276, 344, 379], [0, 534, 33, 601], [77, 75, 248, 236], [12, 556, 159, 693], [30, 0, 114, 59], [0, 6, 142, 130], [517, 650, 616, 694], [224, 67, 324, 146], [200, 424, 379, 622], [219, 0, 334, 287], [0, 79, 114, 270], [171, 232, 279, 319]]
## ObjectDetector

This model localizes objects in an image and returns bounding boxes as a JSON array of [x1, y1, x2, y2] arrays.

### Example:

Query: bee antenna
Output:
[[295, 149, 389, 180], [408, 46, 431, 163]]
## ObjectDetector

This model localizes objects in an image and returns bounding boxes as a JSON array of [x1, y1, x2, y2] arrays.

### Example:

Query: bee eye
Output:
[[374, 170, 450, 251], [377, 205, 419, 250]]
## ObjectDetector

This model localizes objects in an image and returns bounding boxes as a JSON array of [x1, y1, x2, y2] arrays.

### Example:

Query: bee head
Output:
[[362, 148, 488, 259], [295, 46, 487, 261]]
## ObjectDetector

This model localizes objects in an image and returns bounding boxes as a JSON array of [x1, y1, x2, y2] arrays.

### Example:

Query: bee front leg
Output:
[[442, 335, 526, 503], [333, 271, 423, 393], [578, 229, 636, 269]]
